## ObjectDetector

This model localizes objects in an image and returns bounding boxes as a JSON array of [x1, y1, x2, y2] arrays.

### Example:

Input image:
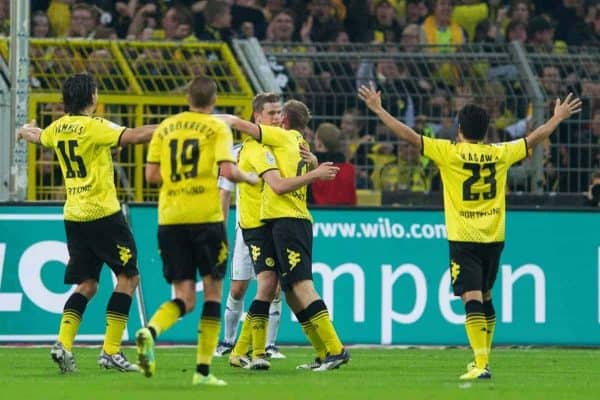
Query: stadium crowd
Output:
[[5, 0, 600, 197]]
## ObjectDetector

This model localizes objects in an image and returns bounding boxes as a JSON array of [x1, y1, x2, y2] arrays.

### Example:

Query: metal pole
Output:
[[509, 41, 546, 194], [9, 0, 30, 201]]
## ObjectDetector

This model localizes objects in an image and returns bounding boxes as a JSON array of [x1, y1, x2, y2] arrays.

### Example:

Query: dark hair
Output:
[[505, 20, 526, 41], [205, 1, 230, 23], [63, 73, 97, 114], [283, 100, 310, 130], [252, 92, 281, 113], [187, 76, 217, 108], [458, 104, 490, 141]]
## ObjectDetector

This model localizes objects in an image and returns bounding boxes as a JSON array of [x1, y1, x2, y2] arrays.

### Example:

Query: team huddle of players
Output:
[[17, 73, 581, 386]]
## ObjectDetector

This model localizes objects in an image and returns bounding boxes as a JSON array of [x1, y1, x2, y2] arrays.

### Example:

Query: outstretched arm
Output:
[[358, 83, 422, 150], [214, 115, 261, 140], [526, 94, 582, 148], [120, 124, 158, 145], [17, 121, 43, 144], [262, 162, 339, 195]]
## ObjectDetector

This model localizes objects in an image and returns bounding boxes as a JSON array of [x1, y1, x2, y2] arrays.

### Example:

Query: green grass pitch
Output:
[[1, 347, 598, 400]]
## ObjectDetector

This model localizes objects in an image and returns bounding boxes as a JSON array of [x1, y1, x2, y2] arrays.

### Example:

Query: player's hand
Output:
[[312, 162, 340, 181], [299, 144, 318, 168], [358, 82, 383, 113], [553, 93, 582, 121], [17, 120, 41, 141]]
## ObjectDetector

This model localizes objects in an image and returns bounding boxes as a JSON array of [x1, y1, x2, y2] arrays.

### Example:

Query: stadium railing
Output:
[[0, 38, 254, 202], [255, 41, 599, 197]]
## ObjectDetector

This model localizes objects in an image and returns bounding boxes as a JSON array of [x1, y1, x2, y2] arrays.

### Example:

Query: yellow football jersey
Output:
[[422, 136, 527, 242], [40, 115, 126, 222], [237, 137, 277, 229], [147, 111, 235, 225], [259, 125, 312, 222]]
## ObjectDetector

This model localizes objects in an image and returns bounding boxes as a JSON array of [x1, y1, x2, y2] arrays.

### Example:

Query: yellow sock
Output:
[[196, 301, 221, 367], [103, 292, 131, 355], [57, 293, 88, 351], [251, 316, 268, 359], [300, 321, 327, 360], [58, 311, 82, 352], [483, 300, 496, 362], [465, 301, 488, 369], [232, 314, 252, 357], [247, 300, 270, 359], [310, 310, 344, 356], [148, 299, 184, 338]]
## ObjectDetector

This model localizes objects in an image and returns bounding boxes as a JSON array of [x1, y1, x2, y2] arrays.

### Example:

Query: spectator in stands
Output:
[[591, 109, 600, 170], [527, 15, 566, 52], [507, 0, 531, 25], [547, 0, 584, 43], [452, 0, 489, 42], [568, 0, 600, 46], [198, 0, 234, 44], [339, 108, 373, 189], [231, 0, 268, 40], [38, 147, 65, 201], [263, 0, 286, 21], [366, 0, 405, 43], [420, 0, 465, 49], [69, 3, 99, 38], [300, 0, 344, 43], [505, 19, 527, 43], [47, 0, 74, 37], [420, 0, 465, 86], [266, 9, 298, 41], [310, 123, 357, 205], [405, 0, 428, 25], [32, 10, 52, 37], [393, 137, 436, 192]]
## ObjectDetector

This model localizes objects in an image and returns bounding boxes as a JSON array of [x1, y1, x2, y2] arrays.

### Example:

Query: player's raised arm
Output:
[[526, 93, 582, 148], [215, 114, 261, 140], [358, 82, 422, 150], [120, 124, 158, 145], [262, 162, 339, 195]]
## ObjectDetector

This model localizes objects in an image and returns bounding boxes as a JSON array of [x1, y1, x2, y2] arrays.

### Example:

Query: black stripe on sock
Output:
[[465, 300, 484, 315], [64, 292, 88, 316], [107, 292, 132, 315], [483, 300, 495, 318], [249, 300, 270, 318], [173, 298, 186, 317], [305, 299, 327, 319], [295, 309, 309, 323], [202, 301, 220, 319]]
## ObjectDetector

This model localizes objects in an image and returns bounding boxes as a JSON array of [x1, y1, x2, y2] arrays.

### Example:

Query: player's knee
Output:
[[230, 281, 247, 300], [182, 297, 196, 312], [77, 279, 98, 298]]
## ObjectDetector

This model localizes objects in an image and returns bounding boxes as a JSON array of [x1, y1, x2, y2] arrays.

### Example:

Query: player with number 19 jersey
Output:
[[147, 111, 235, 225]]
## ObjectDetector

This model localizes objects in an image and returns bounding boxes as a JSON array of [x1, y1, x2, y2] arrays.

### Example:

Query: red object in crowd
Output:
[[311, 162, 357, 205]]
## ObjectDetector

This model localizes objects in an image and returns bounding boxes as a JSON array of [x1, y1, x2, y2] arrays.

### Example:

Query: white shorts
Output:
[[231, 226, 255, 281]]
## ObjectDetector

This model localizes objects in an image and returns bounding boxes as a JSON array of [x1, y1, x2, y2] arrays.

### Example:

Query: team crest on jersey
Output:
[[266, 151, 275, 165], [265, 257, 275, 267]]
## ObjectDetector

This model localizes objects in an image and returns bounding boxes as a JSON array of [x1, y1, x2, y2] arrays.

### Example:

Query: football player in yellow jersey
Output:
[[134, 77, 257, 387], [218, 100, 351, 371], [17, 73, 157, 373], [216, 93, 286, 362], [220, 93, 339, 370], [359, 83, 581, 380]]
